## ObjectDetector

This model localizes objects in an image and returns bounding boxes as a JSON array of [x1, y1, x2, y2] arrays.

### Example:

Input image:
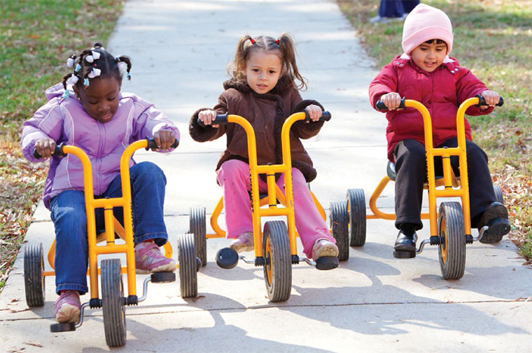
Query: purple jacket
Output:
[[21, 83, 179, 209]]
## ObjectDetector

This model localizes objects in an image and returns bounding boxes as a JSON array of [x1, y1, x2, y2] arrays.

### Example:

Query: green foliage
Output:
[[0, 0, 123, 142], [0, 0, 123, 293]]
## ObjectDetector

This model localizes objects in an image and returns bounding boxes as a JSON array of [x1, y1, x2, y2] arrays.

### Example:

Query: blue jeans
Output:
[[379, 0, 419, 18], [50, 162, 168, 294]]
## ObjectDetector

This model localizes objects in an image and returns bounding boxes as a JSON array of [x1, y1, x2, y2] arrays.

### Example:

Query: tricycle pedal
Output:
[[315, 256, 339, 270], [393, 250, 416, 259], [151, 272, 176, 283], [50, 321, 76, 332], [216, 247, 238, 269]]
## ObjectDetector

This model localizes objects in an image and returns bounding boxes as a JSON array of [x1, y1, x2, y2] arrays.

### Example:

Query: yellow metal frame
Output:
[[204, 112, 326, 258], [41, 140, 173, 300], [368, 98, 479, 237]]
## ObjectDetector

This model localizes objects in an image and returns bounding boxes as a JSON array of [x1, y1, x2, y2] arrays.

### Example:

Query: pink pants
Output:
[[216, 159, 335, 258]]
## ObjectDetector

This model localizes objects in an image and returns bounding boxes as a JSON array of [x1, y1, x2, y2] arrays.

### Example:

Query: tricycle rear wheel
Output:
[[330, 201, 349, 261], [346, 189, 366, 247], [190, 207, 207, 267], [178, 233, 198, 298], [24, 242, 45, 307]]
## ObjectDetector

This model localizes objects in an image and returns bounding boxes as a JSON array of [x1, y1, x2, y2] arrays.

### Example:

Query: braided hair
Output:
[[61, 42, 132, 91]]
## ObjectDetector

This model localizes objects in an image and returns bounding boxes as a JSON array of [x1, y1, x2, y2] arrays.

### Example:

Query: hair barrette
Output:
[[249, 37, 256, 45], [117, 61, 128, 76], [275, 38, 280, 44], [66, 74, 79, 86], [66, 55, 76, 68], [87, 68, 101, 79], [85, 51, 101, 63]]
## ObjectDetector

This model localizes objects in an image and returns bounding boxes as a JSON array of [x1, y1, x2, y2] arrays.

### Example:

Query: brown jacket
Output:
[[189, 76, 324, 182]]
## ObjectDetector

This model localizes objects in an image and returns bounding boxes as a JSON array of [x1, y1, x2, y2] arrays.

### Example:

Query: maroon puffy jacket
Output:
[[369, 55, 494, 162]]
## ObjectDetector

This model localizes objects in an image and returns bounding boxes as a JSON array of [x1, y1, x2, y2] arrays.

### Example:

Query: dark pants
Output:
[[393, 138, 495, 231], [379, 0, 419, 18]]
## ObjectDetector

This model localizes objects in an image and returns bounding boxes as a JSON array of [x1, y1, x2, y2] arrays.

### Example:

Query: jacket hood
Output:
[[45, 83, 68, 101], [223, 75, 294, 94]]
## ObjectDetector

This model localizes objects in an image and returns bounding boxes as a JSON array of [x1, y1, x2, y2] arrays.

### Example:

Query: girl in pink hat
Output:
[[368, 4, 510, 257]]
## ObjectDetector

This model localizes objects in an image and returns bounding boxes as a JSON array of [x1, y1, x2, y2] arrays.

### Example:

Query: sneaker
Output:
[[135, 241, 176, 274], [312, 239, 339, 260], [369, 15, 389, 23], [229, 232, 254, 253], [54, 290, 81, 323], [369, 15, 405, 24]]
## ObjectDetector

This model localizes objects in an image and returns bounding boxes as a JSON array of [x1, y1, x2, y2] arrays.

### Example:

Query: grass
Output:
[[337, 0, 532, 261], [0, 0, 123, 292]]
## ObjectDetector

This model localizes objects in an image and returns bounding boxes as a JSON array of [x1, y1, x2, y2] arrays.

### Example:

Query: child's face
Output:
[[410, 40, 448, 73], [242, 50, 282, 94], [74, 76, 121, 124]]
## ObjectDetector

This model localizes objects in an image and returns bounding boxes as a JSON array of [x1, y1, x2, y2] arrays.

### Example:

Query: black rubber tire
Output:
[[24, 242, 45, 307], [178, 233, 198, 298], [438, 202, 466, 280], [263, 221, 292, 302], [493, 185, 504, 205], [101, 258, 126, 347], [346, 189, 366, 247], [330, 201, 349, 261], [190, 207, 207, 267]]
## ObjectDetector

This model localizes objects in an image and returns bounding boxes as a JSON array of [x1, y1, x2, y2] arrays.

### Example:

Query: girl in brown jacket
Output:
[[189, 33, 338, 262]]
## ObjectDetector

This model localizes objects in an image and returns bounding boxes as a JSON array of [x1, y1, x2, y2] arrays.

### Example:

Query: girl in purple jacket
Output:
[[21, 43, 179, 323], [368, 4, 510, 258]]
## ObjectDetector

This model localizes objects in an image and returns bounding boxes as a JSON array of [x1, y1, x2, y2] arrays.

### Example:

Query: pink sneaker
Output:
[[229, 232, 254, 253], [54, 290, 81, 323], [312, 239, 339, 260], [135, 241, 176, 274]]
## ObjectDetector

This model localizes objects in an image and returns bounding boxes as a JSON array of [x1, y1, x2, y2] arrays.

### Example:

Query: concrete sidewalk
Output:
[[1, 0, 531, 352]]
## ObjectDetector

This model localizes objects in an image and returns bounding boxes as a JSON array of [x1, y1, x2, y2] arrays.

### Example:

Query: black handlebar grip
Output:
[[475, 94, 504, 107], [145, 137, 179, 150], [197, 113, 228, 128], [304, 110, 332, 122], [32, 144, 64, 159], [376, 98, 406, 111]]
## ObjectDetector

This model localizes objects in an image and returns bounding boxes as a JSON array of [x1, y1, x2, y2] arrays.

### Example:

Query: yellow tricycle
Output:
[[189, 111, 349, 302], [23, 138, 198, 347], [345, 96, 504, 279]]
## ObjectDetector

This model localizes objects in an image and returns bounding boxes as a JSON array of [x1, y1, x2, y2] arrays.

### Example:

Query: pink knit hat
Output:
[[401, 4, 453, 56]]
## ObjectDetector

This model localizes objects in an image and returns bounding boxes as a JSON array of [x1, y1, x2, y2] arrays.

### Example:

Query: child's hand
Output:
[[153, 130, 175, 150], [34, 138, 56, 159], [305, 104, 323, 122], [198, 110, 219, 128], [480, 90, 500, 110], [380, 93, 402, 110]]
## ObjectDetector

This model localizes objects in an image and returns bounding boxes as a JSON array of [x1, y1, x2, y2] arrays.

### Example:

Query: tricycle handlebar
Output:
[[376, 96, 504, 111], [197, 111, 332, 127], [32, 137, 178, 159]]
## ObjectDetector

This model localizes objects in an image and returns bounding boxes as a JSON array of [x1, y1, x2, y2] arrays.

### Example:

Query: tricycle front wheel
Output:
[[263, 221, 291, 302], [438, 202, 466, 280]]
